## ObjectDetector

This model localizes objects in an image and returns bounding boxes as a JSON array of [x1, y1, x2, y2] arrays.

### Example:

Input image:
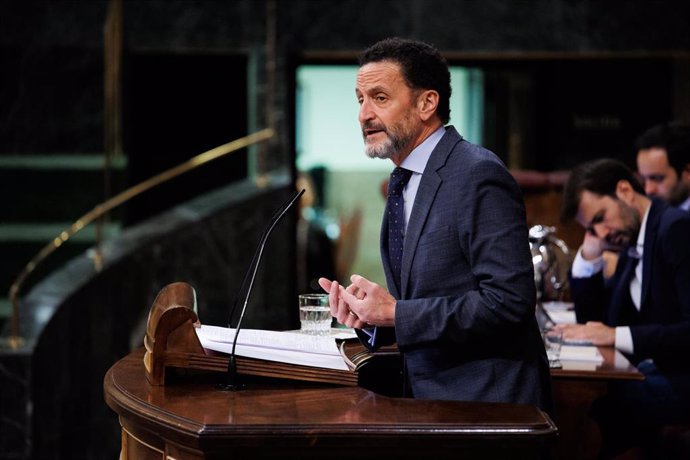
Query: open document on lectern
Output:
[[196, 325, 357, 371]]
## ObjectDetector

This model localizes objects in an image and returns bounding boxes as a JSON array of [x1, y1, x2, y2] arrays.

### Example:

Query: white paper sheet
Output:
[[196, 325, 355, 371]]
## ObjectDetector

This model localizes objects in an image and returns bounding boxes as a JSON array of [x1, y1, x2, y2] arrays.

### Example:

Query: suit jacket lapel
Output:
[[641, 199, 663, 309], [399, 127, 462, 298], [401, 170, 441, 298]]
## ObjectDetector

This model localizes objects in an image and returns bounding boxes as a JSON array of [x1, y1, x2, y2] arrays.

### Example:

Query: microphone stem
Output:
[[220, 189, 305, 391]]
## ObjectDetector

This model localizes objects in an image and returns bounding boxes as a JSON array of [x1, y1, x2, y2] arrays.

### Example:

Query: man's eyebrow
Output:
[[364, 85, 389, 94]]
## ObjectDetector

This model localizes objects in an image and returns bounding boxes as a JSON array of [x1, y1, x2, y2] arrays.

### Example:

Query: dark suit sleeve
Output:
[[630, 216, 690, 362], [570, 271, 610, 323], [394, 159, 537, 348]]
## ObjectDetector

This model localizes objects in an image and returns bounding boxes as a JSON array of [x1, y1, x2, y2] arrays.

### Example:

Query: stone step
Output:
[[0, 222, 121, 297], [0, 154, 127, 222]]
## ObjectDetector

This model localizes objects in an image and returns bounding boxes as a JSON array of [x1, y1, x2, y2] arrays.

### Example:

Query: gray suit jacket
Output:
[[366, 126, 551, 411]]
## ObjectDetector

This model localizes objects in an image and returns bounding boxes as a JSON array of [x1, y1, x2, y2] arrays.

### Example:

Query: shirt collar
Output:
[[400, 126, 445, 174], [636, 202, 651, 251], [680, 196, 690, 211]]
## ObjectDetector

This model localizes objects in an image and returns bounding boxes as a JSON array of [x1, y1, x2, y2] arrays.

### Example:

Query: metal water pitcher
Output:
[[529, 225, 572, 301]]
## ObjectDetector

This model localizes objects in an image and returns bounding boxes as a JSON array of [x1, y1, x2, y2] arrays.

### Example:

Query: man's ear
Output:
[[682, 164, 690, 183], [615, 179, 636, 205], [417, 90, 439, 121]]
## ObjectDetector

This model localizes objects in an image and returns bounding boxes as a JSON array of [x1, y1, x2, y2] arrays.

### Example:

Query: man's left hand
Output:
[[338, 274, 397, 327], [318, 277, 368, 329]]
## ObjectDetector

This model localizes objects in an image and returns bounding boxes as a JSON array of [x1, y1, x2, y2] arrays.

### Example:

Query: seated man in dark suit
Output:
[[557, 158, 690, 458], [636, 122, 690, 211]]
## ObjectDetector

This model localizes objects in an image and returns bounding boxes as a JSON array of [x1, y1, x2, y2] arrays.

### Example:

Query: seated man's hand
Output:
[[581, 231, 606, 260], [553, 321, 615, 347]]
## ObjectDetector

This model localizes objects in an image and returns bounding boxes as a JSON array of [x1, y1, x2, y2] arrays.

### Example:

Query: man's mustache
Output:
[[362, 122, 387, 134]]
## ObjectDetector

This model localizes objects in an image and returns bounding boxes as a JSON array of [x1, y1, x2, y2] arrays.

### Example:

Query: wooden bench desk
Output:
[[551, 346, 643, 460]]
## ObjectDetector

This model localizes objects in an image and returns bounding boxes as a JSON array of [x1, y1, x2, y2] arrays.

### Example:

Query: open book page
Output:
[[196, 325, 356, 371]]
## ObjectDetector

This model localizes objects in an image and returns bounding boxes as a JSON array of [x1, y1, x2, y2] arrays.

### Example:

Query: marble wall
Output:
[[0, 176, 297, 459], [2, 0, 690, 155]]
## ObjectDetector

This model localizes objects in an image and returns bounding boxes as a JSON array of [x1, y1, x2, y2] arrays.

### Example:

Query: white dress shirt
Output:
[[680, 196, 690, 212], [398, 126, 446, 230]]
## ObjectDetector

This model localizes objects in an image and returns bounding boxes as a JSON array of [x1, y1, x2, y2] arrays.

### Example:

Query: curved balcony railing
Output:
[[3, 128, 274, 349]]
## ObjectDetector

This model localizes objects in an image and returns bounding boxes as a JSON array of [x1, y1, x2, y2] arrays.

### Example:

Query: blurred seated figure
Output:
[[636, 121, 690, 211], [334, 206, 362, 283], [296, 172, 338, 293]]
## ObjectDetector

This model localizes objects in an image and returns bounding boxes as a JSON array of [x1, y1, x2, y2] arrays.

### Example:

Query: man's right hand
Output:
[[581, 231, 606, 260]]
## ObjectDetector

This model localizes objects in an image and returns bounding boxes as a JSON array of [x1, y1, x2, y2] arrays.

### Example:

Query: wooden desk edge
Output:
[[104, 349, 558, 446], [552, 346, 644, 381]]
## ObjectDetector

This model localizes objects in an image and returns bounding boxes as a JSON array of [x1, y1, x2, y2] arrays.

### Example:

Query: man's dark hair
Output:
[[635, 122, 690, 176], [359, 37, 452, 124], [561, 159, 645, 222]]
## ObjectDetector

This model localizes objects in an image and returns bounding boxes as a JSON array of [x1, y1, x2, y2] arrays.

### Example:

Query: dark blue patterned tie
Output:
[[387, 167, 413, 291]]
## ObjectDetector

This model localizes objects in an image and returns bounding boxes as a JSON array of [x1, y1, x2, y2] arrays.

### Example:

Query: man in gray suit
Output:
[[318, 37, 551, 412]]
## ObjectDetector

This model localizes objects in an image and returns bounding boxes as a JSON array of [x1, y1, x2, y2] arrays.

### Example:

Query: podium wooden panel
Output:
[[105, 349, 556, 459]]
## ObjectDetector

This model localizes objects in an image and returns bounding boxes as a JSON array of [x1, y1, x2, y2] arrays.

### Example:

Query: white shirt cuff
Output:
[[360, 326, 376, 347], [571, 246, 605, 278], [615, 326, 634, 354]]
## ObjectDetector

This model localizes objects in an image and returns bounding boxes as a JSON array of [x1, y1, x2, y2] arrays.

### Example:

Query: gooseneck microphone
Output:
[[219, 188, 305, 391]]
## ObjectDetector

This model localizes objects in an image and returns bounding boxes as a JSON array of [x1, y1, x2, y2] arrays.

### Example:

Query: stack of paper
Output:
[[559, 345, 603, 363]]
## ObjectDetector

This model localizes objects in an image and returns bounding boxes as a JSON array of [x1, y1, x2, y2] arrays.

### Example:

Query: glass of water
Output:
[[298, 294, 332, 335]]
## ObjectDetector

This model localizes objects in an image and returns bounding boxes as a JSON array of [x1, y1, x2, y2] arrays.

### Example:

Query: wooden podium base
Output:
[[104, 282, 557, 459], [106, 348, 557, 460]]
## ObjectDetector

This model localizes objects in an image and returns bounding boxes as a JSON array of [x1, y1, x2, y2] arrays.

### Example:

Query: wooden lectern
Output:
[[142, 282, 401, 391], [105, 282, 557, 459], [143, 281, 203, 386]]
